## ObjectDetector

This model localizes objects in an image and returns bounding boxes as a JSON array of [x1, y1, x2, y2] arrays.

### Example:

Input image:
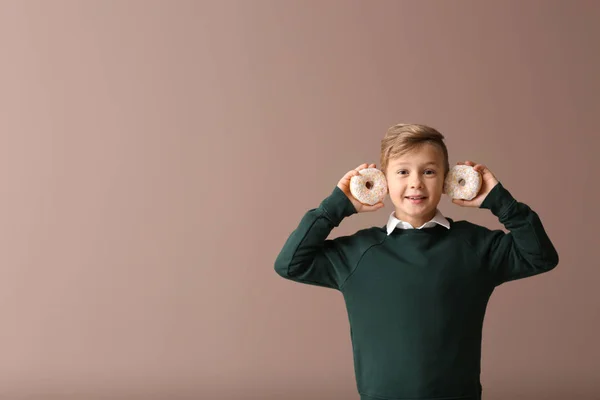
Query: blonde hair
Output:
[[380, 123, 450, 176]]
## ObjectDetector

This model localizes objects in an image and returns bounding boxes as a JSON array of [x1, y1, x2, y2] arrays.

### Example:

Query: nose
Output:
[[410, 174, 424, 189]]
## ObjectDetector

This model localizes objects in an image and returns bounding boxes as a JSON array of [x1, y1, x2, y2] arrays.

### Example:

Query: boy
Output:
[[274, 123, 559, 400]]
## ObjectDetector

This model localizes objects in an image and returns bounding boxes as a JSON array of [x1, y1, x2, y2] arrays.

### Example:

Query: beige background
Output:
[[0, 1, 598, 399]]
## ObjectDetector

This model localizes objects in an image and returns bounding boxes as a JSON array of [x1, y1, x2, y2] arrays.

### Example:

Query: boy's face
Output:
[[385, 143, 446, 228]]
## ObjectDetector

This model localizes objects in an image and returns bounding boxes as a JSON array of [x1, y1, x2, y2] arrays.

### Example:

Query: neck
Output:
[[394, 209, 437, 228]]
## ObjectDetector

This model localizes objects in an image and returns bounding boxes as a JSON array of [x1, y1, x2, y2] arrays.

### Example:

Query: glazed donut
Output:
[[444, 165, 482, 201], [350, 168, 387, 206]]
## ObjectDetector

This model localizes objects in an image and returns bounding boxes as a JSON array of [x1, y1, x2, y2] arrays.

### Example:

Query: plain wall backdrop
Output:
[[0, 1, 599, 399]]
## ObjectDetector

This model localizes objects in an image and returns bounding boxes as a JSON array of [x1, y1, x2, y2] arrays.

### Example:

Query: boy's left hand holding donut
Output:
[[452, 160, 499, 208]]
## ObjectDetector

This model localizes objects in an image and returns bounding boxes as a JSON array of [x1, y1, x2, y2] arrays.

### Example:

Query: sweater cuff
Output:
[[479, 181, 516, 217], [319, 186, 358, 226]]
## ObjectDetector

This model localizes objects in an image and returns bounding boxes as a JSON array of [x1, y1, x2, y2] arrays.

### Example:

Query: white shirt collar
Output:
[[386, 209, 450, 235]]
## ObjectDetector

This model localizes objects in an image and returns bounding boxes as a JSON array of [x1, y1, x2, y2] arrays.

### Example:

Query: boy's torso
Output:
[[339, 222, 492, 400]]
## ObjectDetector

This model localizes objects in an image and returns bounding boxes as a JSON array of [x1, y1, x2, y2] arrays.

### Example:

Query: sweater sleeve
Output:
[[478, 182, 559, 287], [274, 186, 359, 290]]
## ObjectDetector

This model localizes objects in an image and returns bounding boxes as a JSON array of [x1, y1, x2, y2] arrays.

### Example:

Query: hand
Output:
[[337, 163, 385, 213], [451, 161, 499, 208]]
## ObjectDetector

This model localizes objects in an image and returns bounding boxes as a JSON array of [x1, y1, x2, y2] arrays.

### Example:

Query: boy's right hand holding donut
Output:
[[337, 163, 386, 213]]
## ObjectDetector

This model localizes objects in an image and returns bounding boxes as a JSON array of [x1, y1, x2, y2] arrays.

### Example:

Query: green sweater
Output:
[[274, 182, 559, 400]]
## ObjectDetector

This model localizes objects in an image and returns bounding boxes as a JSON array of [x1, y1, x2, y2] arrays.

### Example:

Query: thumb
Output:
[[363, 202, 385, 212], [452, 198, 467, 207]]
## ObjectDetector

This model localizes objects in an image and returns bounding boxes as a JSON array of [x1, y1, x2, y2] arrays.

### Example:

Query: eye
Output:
[[424, 169, 436, 175], [396, 170, 408, 175]]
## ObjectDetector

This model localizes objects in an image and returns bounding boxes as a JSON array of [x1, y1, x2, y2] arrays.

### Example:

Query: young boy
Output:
[[274, 123, 559, 400]]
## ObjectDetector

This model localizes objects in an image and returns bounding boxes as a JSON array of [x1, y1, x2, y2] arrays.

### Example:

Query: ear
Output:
[[442, 173, 448, 194]]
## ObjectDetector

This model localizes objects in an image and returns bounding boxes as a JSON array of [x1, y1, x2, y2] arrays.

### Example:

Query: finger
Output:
[[345, 169, 360, 178], [454, 198, 478, 207], [355, 163, 368, 171], [340, 169, 360, 185], [363, 202, 385, 212], [368, 163, 376, 169], [474, 164, 487, 173]]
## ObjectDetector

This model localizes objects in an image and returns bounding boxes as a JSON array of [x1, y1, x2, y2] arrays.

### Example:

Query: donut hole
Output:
[[366, 181, 374, 190], [458, 178, 466, 187]]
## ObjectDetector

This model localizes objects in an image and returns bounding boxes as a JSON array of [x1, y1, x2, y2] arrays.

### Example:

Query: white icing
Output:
[[350, 168, 387, 206], [444, 165, 482, 200]]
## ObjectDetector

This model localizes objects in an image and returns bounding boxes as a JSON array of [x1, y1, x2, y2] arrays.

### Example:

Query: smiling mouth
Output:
[[405, 196, 427, 200]]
